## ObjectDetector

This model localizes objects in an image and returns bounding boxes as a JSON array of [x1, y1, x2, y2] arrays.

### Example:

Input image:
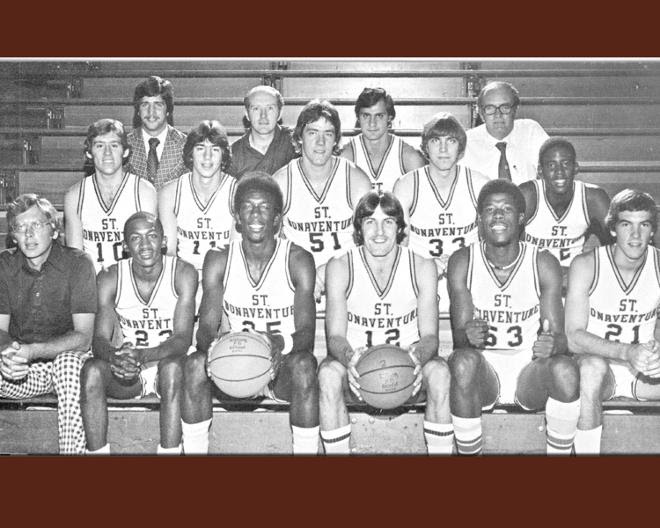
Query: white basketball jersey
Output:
[[114, 255, 178, 349], [173, 172, 236, 271], [281, 157, 356, 267], [350, 134, 407, 193], [222, 239, 296, 352], [468, 242, 541, 352], [345, 246, 420, 349], [524, 180, 590, 267], [407, 165, 480, 259], [76, 172, 143, 273], [587, 245, 660, 344]]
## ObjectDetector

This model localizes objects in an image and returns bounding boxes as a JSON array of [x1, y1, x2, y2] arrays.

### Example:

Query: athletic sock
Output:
[[423, 421, 454, 455], [574, 425, 603, 455], [291, 425, 320, 455], [320, 424, 351, 454], [86, 443, 110, 455], [181, 418, 211, 455], [157, 444, 183, 455], [545, 398, 580, 455], [452, 415, 483, 455]]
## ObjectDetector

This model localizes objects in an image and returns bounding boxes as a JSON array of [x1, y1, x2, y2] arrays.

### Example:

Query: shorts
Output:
[[437, 276, 450, 316], [138, 364, 160, 398], [608, 360, 638, 400], [482, 348, 533, 409]]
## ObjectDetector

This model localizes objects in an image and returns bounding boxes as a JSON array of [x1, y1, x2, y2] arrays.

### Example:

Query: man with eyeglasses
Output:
[[0, 194, 97, 454], [126, 76, 187, 189], [520, 138, 611, 291], [461, 81, 549, 185], [341, 87, 426, 193]]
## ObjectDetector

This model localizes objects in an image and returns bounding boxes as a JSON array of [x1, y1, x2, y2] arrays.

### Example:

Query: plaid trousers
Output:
[[0, 351, 89, 455]]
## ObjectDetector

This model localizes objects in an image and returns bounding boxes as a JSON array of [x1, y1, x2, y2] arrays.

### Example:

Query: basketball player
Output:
[[159, 120, 238, 279], [228, 85, 296, 179], [273, 99, 372, 301], [319, 191, 453, 454], [80, 212, 197, 454], [64, 119, 158, 274], [520, 138, 611, 289], [447, 180, 580, 455], [393, 112, 489, 313], [566, 190, 660, 455], [341, 88, 425, 193], [181, 172, 320, 455]]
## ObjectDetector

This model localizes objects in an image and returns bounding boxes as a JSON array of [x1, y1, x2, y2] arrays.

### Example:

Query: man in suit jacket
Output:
[[127, 76, 187, 189]]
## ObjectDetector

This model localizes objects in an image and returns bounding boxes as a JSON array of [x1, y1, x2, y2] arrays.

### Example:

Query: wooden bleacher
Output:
[[1, 59, 660, 454]]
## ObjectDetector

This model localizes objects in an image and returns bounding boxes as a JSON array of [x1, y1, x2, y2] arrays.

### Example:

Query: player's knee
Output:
[[318, 359, 345, 399], [288, 351, 318, 390], [80, 358, 108, 397], [449, 348, 481, 388], [549, 355, 579, 399], [423, 357, 450, 397], [158, 356, 183, 398], [579, 355, 609, 397], [183, 351, 208, 388]]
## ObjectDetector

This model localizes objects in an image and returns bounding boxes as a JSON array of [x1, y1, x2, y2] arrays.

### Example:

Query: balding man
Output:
[[461, 81, 549, 185]]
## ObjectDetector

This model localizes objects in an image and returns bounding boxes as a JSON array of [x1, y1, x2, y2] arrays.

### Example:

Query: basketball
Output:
[[208, 331, 272, 398], [356, 344, 416, 409]]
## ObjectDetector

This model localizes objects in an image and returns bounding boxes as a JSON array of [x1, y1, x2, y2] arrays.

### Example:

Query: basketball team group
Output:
[[1, 75, 659, 456]]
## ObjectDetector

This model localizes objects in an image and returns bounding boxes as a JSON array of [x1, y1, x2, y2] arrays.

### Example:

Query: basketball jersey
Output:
[[173, 172, 236, 271], [468, 241, 541, 352], [76, 172, 143, 273], [114, 255, 178, 349], [345, 245, 420, 349], [407, 165, 480, 260], [524, 180, 590, 267], [350, 134, 407, 193], [587, 245, 660, 344], [222, 239, 296, 352], [281, 157, 356, 267]]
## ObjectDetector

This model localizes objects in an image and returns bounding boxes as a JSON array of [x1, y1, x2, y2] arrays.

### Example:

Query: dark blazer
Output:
[[127, 124, 187, 189]]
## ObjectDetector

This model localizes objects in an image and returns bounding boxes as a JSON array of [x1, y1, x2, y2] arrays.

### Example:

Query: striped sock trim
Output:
[[423, 428, 455, 437], [455, 435, 483, 455], [321, 431, 351, 444], [320, 424, 351, 443]]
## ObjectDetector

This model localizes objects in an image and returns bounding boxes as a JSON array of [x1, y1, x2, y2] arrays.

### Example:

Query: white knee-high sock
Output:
[[545, 398, 580, 455], [423, 421, 454, 455], [452, 415, 482, 455], [292, 425, 320, 455], [182, 419, 211, 455], [574, 425, 603, 455], [320, 424, 351, 454], [157, 444, 183, 455]]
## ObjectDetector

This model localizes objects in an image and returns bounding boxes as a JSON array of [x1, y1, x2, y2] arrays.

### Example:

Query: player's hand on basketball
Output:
[[347, 347, 365, 400], [314, 264, 326, 303], [532, 320, 555, 359], [269, 345, 284, 381], [465, 318, 488, 348], [0, 342, 29, 381], [408, 345, 423, 397]]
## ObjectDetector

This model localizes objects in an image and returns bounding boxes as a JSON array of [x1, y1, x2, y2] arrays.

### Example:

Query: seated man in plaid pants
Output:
[[0, 194, 97, 454]]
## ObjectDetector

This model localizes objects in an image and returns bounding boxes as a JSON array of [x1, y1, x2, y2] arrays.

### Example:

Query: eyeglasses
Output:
[[481, 103, 516, 116], [13, 221, 51, 234]]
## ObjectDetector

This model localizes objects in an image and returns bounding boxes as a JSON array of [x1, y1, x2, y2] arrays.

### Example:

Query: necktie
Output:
[[495, 141, 511, 181], [146, 137, 160, 184]]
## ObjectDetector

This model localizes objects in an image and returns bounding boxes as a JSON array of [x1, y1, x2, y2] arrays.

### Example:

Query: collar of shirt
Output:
[[12, 241, 67, 276], [484, 121, 518, 149], [141, 126, 169, 160]]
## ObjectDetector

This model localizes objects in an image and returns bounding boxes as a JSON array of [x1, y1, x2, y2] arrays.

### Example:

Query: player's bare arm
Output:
[[348, 165, 374, 208], [325, 253, 354, 367], [411, 253, 439, 364], [138, 260, 198, 364], [535, 249, 567, 358], [288, 244, 317, 354], [196, 247, 229, 353], [391, 171, 414, 243], [565, 251, 644, 365], [585, 186, 613, 245], [63, 181, 84, 250], [447, 247, 487, 349], [401, 142, 426, 174], [93, 265, 123, 362], [137, 178, 158, 216], [518, 180, 538, 225], [157, 180, 180, 256], [339, 141, 355, 163]]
